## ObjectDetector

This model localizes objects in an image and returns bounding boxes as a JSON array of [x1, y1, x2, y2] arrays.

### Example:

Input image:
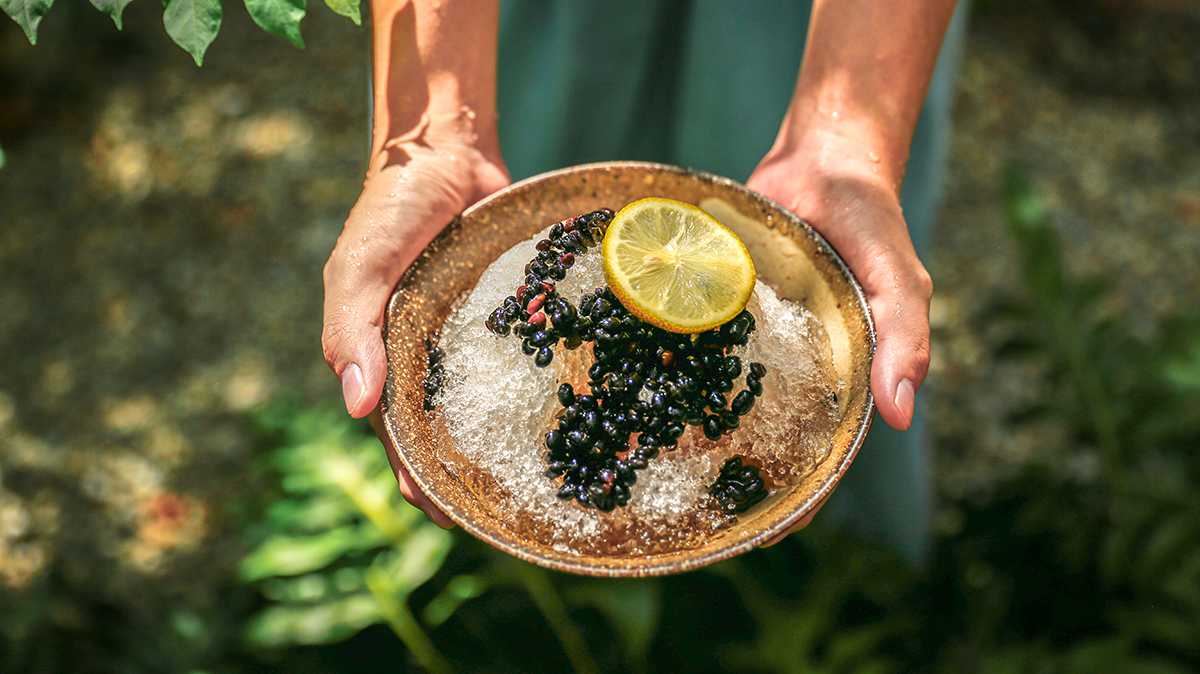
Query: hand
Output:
[[747, 131, 933, 543], [322, 120, 509, 527], [747, 134, 932, 432]]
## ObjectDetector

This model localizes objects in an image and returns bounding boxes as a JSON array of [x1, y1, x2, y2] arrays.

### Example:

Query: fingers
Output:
[[370, 409, 456, 529], [321, 251, 393, 419], [760, 486, 836, 547], [322, 169, 463, 418], [804, 187, 932, 431], [864, 260, 932, 431], [321, 180, 405, 419], [746, 165, 932, 432]]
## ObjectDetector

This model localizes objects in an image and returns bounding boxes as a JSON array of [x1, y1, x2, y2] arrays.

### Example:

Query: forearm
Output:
[[771, 0, 959, 192], [368, 0, 502, 175]]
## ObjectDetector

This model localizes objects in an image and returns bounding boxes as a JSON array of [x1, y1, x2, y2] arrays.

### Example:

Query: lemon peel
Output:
[[601, 198, 756, 333]]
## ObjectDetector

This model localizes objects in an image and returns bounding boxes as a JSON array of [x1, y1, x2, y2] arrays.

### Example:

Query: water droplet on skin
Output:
[[448, 154, 457, 162], [867, 151, 880, 163], [831, 111, 840, 119]]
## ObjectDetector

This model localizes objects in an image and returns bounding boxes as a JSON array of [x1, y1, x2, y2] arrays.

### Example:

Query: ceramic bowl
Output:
[[381, 161, 874, 576]]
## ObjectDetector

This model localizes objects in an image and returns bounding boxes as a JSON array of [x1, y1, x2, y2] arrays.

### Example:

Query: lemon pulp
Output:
[[601, 198, 756, 333]]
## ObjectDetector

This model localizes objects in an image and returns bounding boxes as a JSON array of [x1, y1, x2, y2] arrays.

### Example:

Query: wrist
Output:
[[367, 104, 503, 179], [764, 103, 907, 201], [368, 0, 502, 177]]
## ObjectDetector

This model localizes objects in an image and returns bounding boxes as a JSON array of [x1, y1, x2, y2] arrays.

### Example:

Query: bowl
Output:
[[381, 161, 875, 577]]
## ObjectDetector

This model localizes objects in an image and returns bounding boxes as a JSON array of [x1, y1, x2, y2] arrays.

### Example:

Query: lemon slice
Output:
[[602, 198, 756, 333]]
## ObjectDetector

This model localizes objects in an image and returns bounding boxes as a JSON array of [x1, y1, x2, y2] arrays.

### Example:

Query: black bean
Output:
[[732, 390, 756, 415], [703, 416, 724, 441], [746, 376, 763, 397], [706, 391, 728, 411]]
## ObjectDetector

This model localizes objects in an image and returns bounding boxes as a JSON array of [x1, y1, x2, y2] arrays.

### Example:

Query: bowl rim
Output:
[[383, 160, 876, 576]]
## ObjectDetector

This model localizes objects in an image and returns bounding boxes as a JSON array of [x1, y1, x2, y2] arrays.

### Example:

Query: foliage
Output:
[[926, 170, 1200, 673], [241, 406, 457, 672], [4, 163, 1195, 672], [1, 0, 360, 65]]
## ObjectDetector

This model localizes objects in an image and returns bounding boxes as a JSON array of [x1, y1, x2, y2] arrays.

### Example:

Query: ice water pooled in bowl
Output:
[[430, 201, 842, 557]]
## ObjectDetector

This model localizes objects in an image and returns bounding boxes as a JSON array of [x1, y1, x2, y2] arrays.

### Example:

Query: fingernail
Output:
[[341, 363, 365, 416], [894, 378, 915, 423]]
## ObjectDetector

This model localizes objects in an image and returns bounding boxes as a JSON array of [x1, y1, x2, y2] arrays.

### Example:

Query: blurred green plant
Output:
[[1, 0, 360, 65], [927, 170, 1200, 673], [714, 537, 916, 674], [240, 406, 456, 672], [242, 405, 630, 673]]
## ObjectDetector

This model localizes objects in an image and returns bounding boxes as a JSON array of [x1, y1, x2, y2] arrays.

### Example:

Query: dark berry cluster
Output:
[[422, 339, 445, 411], [483, 208, 770, 512], [484, 209, 615, 367], [543, 285, 768, 511], [708, 457, 769, 514]]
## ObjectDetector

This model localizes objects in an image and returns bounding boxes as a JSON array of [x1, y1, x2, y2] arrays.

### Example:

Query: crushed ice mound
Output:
[[432, 225, 840, 557]]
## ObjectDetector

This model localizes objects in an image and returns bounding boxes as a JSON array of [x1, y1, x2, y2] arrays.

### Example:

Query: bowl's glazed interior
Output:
[[382, 162, 875, 577]]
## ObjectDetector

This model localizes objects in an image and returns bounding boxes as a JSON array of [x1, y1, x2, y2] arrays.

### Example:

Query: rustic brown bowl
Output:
[[381, 161, 874, 577]]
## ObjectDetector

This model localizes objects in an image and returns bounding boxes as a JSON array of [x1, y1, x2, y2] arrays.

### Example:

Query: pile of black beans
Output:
[[484, 209, 616, 366], [483, 209, 771, 512], [707, 457, 769, 514], [422, 339, 446, 411]]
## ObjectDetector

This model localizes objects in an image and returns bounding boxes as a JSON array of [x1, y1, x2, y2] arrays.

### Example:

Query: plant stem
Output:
[[511, 562, 601, 674], [325, 450, 412, 546], [367, 568, 454, 674], [1044, 297, 1122, 469]]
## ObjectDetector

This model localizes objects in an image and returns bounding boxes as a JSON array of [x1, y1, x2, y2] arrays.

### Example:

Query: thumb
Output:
[[321, 165, 472, 418], [322, 256, 393, 419], [866, 267, 932, 431]]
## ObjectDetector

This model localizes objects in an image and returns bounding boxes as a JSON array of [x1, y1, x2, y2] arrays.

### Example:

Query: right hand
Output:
[[322, 118, 509, 527]]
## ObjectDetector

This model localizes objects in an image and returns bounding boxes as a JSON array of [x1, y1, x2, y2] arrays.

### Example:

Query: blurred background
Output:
[[2, 0, 1199, 672]]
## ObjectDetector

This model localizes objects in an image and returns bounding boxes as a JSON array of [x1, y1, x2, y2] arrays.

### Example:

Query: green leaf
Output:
[[243, 0, 305, 49], [1, 0, 54, 44], [242, 593, 380, 647], [163, 0, 222, 66], [239, 526, 384, 580], [323, 0, 358, 24], [567, 578, 661, 668], [422, 574, 490, 628], [88, 0, 132, 28], [826, 624, 897, 671], [382, 526, 454, 593]]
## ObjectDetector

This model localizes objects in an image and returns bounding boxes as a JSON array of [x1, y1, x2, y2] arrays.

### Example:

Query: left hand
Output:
[[747, 129, 934, 542]]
